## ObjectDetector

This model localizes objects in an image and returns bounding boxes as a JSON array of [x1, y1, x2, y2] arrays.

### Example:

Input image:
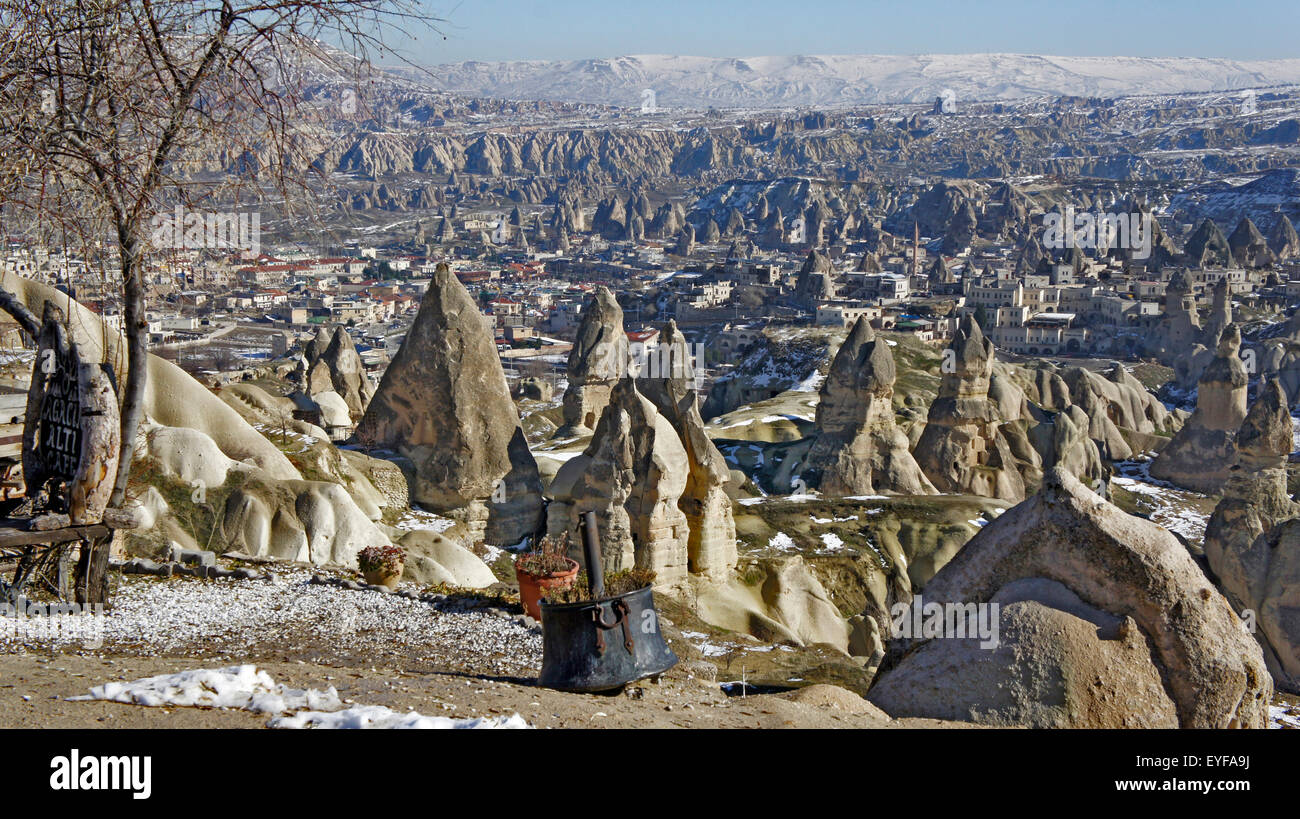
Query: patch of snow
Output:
[[70, 665, 342, 715], [1269, 704, 1300, 729], [393, 508, 457, 533], [768, 532, 797, 551], [271, 706, 529, 729], [819, 533, 846, 551], [1112, 461, 1211, 543], [789, 372, 825, 392]]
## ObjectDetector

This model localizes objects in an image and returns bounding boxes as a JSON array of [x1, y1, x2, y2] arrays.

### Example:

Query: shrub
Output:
[[358, 544, 405, 575], [542, 568, 657, 603], [514, 533, 574, 577]]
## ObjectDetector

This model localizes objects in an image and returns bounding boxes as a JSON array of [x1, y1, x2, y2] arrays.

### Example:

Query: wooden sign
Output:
[[22, 304, 119, 525]]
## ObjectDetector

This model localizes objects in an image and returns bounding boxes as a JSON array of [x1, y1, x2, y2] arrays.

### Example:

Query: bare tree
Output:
[[0, 0, 435, 509]]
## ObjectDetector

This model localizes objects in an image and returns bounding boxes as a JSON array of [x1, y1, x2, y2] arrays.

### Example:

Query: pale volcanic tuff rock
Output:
[[869, 468, 1272, 729], [1185, 218, 1233, 268], [1204, 379, 1300, 692], [1049, 363, 1179, 458], [638, 321, 738, 580], [1165, 279, 1233, 394], [874, 577, 1182, 728], [1048, 405, 1105, 488], [548, 378, 691, 589], [221, 479, 391, 566], [1268, 213, 1300, 260], [1150, 268, 1201, 364], [559, 287, 629, 435], [794, 250, 835, 307], [1150, 325, 1248, 493], [803, 317, 936, 496], [1227, 217, 1276, 269], [1204, 277, 1234, 342], [912, 316, 1028, 501], [299, 326, 375, 419], [356, 264, 543, 546]]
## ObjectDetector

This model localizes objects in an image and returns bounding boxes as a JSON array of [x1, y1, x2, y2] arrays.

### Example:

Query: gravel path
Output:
[[1, 570, 542, 677]]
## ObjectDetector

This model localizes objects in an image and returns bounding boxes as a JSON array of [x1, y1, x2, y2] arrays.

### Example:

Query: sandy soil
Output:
[[0, 649, 961, 729]]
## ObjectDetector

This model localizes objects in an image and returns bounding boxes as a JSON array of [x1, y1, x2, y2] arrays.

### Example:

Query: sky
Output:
[[386, 0, 1300, 64]]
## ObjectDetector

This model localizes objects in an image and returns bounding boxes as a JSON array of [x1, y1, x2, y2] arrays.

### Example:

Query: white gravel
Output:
[[2, 570, 542, 675]]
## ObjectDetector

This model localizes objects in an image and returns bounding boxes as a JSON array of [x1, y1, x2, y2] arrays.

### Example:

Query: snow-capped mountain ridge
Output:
[[419, 53, 1300, 110]]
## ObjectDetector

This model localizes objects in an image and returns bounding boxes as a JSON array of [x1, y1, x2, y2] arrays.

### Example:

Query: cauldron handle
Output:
[[591, 599, 634, 656]]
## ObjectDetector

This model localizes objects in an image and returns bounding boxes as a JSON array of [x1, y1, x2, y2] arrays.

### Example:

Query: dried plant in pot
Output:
[[538, 566, 677, 693], [358, 544, 405, 590], [514, 533, 579, 621], [540, 568, 658, 604]]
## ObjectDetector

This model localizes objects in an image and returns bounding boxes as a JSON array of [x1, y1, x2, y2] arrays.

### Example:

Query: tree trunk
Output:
[[109, 232, 148, 509], [73, 533, 113, 606]]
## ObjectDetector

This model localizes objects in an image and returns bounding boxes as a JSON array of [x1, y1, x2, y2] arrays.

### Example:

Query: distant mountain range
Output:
[[413, 53, 1300, 110]]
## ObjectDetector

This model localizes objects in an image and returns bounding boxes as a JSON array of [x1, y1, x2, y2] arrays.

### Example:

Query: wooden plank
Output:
[[0, 523, 110, 548]]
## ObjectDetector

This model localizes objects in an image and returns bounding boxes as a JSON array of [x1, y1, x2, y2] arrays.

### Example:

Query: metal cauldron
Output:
[[537, 512, 678, 693]]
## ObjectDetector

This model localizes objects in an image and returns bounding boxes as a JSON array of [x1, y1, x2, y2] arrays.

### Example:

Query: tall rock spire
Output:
[[356, 263, 543, 545]]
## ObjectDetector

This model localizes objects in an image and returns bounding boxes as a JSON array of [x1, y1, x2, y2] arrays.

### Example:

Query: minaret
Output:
[[913, 221, 920, 280]]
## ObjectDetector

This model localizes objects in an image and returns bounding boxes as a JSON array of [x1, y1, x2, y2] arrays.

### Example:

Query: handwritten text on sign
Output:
[[35, 345, 81, 480]]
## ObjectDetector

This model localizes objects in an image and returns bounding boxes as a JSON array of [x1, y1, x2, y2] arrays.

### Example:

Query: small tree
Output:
[[0, 0, 436, 509]]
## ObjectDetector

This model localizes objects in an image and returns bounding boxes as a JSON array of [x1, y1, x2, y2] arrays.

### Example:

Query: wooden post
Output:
[[73, 533, 113, 607]]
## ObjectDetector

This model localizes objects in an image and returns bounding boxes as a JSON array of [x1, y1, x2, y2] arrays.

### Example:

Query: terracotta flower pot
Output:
[[363, 562, 403, 591], [516, 557, 579, 621]]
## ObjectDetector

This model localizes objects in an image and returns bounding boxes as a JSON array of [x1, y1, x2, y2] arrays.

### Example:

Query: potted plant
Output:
[[514, 534, 579, 621], [358, 544, 405, 590]]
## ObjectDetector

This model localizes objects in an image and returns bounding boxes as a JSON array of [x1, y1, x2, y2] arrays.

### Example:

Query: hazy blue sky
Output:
[[388, 0, 1299, 63]]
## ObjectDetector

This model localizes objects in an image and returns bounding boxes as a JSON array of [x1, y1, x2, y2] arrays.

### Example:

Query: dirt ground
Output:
[[0, 649, 964, 729]]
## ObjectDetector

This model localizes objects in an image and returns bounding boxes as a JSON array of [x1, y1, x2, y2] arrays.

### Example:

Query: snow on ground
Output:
[[738, 493, 816, 506], [1269, 704, 1300, 729], [678, 630, 793, 660], [810, 513, 858, 524], [392, 508, 457, 533], [271, 706, 528, 729], [767, 532, 797, 551], [0, 570, 542, 675], [1112, 459, 1212, 544], [789, 372, 825, 393], [71, 665, 342, 714], [533, 450, 585, 462], [819, 533, 847, 551], [251, 424, 319, 452], [71, 665, 529, 729]]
